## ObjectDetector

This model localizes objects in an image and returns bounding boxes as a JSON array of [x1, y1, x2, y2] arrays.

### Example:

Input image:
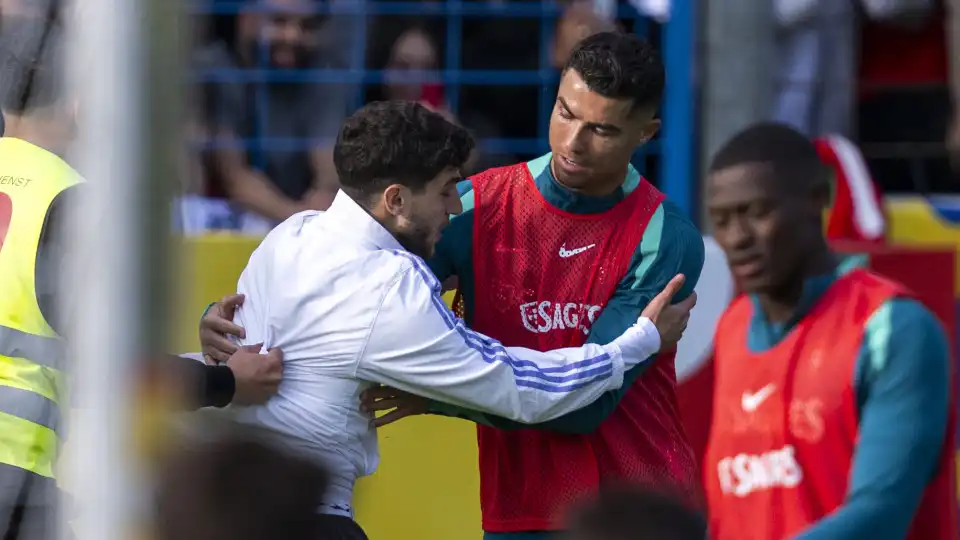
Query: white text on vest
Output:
[[716, 445, 803, 497], [520, 301, 602, 335]]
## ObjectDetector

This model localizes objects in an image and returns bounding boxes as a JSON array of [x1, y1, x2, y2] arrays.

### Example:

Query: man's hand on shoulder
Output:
[[611, 274, 697, 366]]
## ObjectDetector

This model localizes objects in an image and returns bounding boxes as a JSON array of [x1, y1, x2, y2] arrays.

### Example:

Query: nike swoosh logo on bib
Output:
[[741, 384, 776, 412], [558, 243, 596, 258]]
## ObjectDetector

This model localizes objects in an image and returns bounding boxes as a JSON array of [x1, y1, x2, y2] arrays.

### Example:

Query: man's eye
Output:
[[710, 214, 728, 228]]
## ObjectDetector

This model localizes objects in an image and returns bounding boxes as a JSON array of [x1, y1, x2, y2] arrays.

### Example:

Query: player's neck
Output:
[[2, 113, 63, 155], [757, 249, 837, 324]]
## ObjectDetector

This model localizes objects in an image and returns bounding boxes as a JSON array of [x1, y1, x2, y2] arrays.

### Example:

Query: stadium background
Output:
[[172, 1, 960, 538]]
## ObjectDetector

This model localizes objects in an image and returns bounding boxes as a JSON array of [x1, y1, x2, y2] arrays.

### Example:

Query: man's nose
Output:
[[726, 217, 755, 250], [564, 126, 588, 156]]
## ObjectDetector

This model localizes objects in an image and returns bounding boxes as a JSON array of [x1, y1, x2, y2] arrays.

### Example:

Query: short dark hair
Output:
[[333, 101, 474, 202], [709, 122, 828, 189], [564, 32, 665, 112], [566, 485, 707, 540], [0, 9, 67, 114]]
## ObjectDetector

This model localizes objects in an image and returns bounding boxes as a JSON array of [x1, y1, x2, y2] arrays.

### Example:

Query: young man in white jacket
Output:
[[220, 101, 696, 538]]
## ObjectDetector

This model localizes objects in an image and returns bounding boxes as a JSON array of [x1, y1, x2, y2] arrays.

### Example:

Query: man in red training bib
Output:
[[702, 123, 956, 540]]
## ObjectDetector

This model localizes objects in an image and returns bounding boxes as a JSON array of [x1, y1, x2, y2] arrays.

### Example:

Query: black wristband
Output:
[[203, 364, 236, 408]]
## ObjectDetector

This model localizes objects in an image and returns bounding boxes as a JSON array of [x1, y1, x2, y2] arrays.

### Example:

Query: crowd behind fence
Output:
[[176, 0, 698, 234], [174, 0, 959, 237]]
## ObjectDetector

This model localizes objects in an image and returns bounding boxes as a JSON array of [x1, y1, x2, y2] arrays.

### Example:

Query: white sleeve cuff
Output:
[[608, 317, 661, 369]]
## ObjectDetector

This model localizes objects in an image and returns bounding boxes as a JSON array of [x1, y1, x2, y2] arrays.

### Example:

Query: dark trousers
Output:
[[0, 465, 63, 540], [314, 514, 368, 540], [2, 504, 61, 540]]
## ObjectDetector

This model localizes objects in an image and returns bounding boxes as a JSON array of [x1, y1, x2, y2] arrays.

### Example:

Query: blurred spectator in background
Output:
[[375, 26, 480, 171], [771, 0, 957, 192], [858, 0, 951, 192], [194, 0, 352, 229], [563, 485, 707, 540], [771, 0, 857, 138], [457, 0, 541, 167], [155, 421, 333, 540], [381, 27, 451, 117], [552, 1, 617, 70], [179, 100, 208, 198]]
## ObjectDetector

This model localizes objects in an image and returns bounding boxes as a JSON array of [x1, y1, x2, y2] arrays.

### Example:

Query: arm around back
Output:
[[355, 252, 672, 424], [437, 202, 704, 433]]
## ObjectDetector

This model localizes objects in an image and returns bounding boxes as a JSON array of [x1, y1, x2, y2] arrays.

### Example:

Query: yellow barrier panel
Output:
[[887, 198, 960, 292], [171, 234, 262, 351], [173, 235, 482, 540]]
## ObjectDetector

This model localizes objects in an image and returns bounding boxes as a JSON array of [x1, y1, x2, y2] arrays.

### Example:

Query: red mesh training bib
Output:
[[469, 160, 698, 532], [705, 270, 957, 540]]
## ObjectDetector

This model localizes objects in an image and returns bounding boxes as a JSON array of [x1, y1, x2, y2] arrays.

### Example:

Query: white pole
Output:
[[62, 0, 147, 537]]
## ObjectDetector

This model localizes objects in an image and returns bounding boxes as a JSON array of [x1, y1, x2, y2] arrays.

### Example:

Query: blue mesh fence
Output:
[[188, 0, 696, 217]]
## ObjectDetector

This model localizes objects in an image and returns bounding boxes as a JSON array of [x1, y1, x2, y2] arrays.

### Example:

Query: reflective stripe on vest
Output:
[[0, 384, 58, 432], [0, 326, 64, 480], [0, 326, 66, 371]]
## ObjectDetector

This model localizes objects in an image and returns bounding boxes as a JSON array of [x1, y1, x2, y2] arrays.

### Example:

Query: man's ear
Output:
[[382, 184, 405, 216], [634, 118, 661, 147]]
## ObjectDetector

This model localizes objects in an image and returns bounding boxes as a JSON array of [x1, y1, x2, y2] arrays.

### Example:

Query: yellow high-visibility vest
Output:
[[0, 137, 80, 479]]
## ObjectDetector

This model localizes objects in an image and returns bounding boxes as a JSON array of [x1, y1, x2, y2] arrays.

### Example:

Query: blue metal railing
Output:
[[662, 0, 695, 217], [193, 69, 558, 85], [445, 0, 464, 114], [192, 2, 656, 18], [195, 136, 661, 156], [191, 0, 696, 217]]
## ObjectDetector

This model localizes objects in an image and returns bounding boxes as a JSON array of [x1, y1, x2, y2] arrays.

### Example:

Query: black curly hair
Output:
[[333, 100, 474, 203]]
